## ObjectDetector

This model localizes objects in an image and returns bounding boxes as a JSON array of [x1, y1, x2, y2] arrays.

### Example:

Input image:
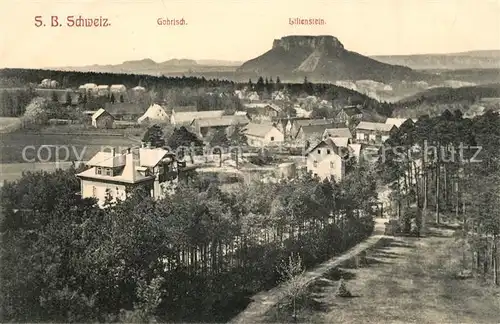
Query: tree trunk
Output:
[[494, 235, 499, 286], [413, 162, 420, 208], [455, 179, 460, 219], [443, 164, 448, 209], [422, 170, 428, 234], [435, 165, 440, 224]]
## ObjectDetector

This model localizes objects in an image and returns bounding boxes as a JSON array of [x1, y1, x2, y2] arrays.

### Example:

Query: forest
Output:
[[0, 68, 396, 118], [0, 162, 377, 322], [378, 109, 500, 284]]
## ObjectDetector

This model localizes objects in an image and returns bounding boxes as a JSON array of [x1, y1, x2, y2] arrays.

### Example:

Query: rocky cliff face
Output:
[[272, 35, 344, 54], [238, 35, 420, 82]]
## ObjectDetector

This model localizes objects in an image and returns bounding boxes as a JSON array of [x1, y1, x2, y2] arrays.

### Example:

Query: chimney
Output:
[[127, 147, 131, 153], [146, 142, 151, 149]]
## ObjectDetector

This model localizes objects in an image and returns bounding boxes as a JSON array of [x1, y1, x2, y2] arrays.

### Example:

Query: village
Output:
[[30, 79, 428, 208]]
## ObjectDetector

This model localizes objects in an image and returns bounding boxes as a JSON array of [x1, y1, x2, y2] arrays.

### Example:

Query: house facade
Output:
[[305, 138, 346, 182], [355, 121, 396, 145], [96, 85, 110, 96], [336, 106, 363, 126], [385, 118, 413, 129], [288, 118, 335, 140], [110, 84, 127, 93], [91, 108, 115, 128], [294, 122, 340, 147], [245, 123, 284, 147], [76, 146, 180, 207], [244, 103, 282, 121], [191, 115, 250, 138]]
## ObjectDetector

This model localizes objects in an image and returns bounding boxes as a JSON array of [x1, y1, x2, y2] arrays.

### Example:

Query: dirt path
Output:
[[229, 217, 387, 324], [286, 226, 500, 324]]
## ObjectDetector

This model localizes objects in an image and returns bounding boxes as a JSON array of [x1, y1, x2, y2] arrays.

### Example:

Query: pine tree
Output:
[[51, 91, 59, 103], [336, 278, 352, 297], [64, 92, 72, 106]]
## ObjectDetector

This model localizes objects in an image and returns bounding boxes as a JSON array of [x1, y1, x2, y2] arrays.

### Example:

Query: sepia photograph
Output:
[[0, 0, 499, 323]]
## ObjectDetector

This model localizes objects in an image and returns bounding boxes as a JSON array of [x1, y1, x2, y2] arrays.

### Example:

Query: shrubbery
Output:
[[0, 164, 377, 322]]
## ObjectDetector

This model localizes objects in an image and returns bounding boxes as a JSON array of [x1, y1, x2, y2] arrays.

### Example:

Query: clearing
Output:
[[265, 224, 500, 323]]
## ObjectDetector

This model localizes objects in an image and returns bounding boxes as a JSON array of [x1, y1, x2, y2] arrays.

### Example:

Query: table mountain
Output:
[[237, 35, 420, 82]]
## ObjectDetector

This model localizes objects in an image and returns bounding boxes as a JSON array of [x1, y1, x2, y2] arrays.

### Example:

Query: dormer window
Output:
[[96, 167, 102, 175], [105, 168, 112, 176]]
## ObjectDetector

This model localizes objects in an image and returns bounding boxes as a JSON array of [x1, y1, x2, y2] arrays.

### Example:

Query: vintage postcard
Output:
[[1, 0, 499, 323]]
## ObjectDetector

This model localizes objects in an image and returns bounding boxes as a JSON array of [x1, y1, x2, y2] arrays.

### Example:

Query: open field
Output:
[[265, 224, 500, 324], [0, 117, 22, 133], [0, 131, 138, 163]]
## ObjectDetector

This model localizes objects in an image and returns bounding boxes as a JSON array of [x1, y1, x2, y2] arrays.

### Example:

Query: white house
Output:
[[132, 86, 146, 92], [305, 138, 347, 182], [96, 85, 110, 96], [355, 121, 397, 144], [110, 84, 127, 93], [138, 103, 169, 124], [76, 146, 179, 207], [79, 83, 98, 92], [244, 122, 284, 147]]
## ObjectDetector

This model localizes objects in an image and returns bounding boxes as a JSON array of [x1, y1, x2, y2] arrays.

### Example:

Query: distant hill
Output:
[[397, 83, 500, 105], [55, 58, 238, 74], [372, 50, 500, 70], [237, 35, 422, 83]]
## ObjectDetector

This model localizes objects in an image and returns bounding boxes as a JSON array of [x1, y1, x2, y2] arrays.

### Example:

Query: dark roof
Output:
[[342, 106, 362, 116], [294, 118, 336, 128], [299, 123, 341, 137], [104, 102, 145, 115]]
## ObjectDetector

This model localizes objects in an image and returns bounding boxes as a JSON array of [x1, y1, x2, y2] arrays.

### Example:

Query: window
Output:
[[96, 167, 102, 175], [313, 160, 318, 167], [92, 186, 97, 197], [270, 136, 275, 141], [330, 161, 334, 169], [105, 168, 112, 176], [364, 134, 369, 140], [327, 149, 331, 154], [317, 149, 321, 154]]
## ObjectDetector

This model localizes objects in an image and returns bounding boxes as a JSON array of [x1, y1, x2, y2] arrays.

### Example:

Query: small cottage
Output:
[[91, 108, 115, 129]]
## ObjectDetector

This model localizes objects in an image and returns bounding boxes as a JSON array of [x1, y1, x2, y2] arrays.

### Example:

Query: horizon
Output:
[[1, 0, 500, 68]]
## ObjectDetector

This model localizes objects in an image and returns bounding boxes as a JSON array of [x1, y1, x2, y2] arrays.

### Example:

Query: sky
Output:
[[0, 0, 499, 68]]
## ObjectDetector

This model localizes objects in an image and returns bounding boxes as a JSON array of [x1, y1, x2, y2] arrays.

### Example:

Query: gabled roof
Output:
[[137, 104, 168, 123], [172, 110, 225, 124], [385, 118, 411, 128], [348, 143, 363, 160], [299, 123, 342, 137], [356, 121, 395, 132], [192, 115, 249, 128], [139, 147, 173, 167], [330, 137, 350, 148], [110, 84, 126, 89], [323, 128, 352, 138], [86, 151, 126, 168], [97, 85, 109, 89], [244, 122, 279, 138], [342, 106, 362, 116], [305, 138, 341, 155], [294, 118, 335, 128], [91, 108, 110, 120], [105, 102, 144, 115]]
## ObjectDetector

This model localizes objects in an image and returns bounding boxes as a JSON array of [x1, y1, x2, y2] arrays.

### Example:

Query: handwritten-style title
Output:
[[34, 16, 111, 27]]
